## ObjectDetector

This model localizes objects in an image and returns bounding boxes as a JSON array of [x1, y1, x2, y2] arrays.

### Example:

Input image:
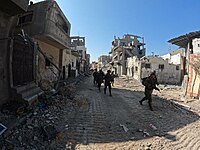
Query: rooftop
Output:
[[168, 30, 200, 48]]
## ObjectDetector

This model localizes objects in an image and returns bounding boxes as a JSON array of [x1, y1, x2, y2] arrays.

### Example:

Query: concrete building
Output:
[[86, 54, 90, 73], [169, 30, 200, 98], [127, 55, 181, 85], [17, 0, 71, 91], [127, 56, 141, 80], [110, 34, 145, 76], [0, 0, 43, 106], [62, 49, 79, 78], [161, 48, 185, 82], [90, 61, 98, 70], [71, 36, 88, 73], [140, 56, 181, 85], [97, 55, 111, 71]]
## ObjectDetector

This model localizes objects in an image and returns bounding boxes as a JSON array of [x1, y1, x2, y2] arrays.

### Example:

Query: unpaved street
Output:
[[3, 76, 200, 150], [65, 76, 200, 150]]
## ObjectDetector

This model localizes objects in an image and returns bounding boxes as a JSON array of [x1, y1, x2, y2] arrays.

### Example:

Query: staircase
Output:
[[13, 83, 44, 105]]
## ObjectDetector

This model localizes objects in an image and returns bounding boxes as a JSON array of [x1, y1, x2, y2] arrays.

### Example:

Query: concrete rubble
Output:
[[0, 75, 89, 150]]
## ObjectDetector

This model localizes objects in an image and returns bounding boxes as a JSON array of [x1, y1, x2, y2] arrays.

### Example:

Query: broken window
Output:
[[159, 64, 164, 70], [45, 58, 51, 67], [145, 63, 151, 68], [18, 12, 33, 25], [63, 24, 68, 34], [135, 66, 138, 71]]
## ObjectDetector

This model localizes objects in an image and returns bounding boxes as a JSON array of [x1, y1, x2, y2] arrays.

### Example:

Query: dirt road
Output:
[[61, 76, 200, 150], [4, 76, 200, 150]]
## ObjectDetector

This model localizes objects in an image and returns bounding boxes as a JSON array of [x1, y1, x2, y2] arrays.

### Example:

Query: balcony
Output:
[[17, 1, 71, 49], [0, 0, 29, 16]]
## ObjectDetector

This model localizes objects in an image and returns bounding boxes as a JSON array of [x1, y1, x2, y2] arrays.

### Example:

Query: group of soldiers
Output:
[[93, 69, 115, 96], [92, 69, 160, 111]]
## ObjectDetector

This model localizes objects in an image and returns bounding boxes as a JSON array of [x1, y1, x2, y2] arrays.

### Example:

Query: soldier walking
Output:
[[110, 71, 115, 87], [96, 69, 105, 92], [104, 70, 112, 96], [139, 72, 160, 111], [93, 69, 98, 85]]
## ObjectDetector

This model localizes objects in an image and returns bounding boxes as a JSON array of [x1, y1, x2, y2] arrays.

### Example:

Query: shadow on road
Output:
[[65, 86, 200, 148]]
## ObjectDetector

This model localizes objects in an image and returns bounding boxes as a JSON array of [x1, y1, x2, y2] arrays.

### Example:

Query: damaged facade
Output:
[[70, 36, 88, 74], [140, 56, 181, 84], [110, 34, 145, 76], [17, 0, 71, 91], [169, 30, 200, 98], [0, 0, 38, 106], [161, 48, 185, 82], [0, 0, 90, 106], [127, 55, 181, 85], [90, 61, 98, 70], [97, 55, 111, 72]]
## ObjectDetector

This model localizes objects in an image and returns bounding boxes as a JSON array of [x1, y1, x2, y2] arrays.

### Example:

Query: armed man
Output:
[[96, 69, 105, 92], [104, 70, 112, 96], [139, 71, 160, 111], [93, 69, 98, 85]]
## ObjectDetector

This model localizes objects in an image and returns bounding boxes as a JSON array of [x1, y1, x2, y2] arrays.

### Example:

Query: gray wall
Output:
[[0, 12, 18, 105], [18, 1, 71, 49]]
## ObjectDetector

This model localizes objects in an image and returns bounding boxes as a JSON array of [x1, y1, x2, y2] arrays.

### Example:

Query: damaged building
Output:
[[97, 55, 111, 72], [169, 30, 200, 98], [161, 48, 185, 82], [70, 36, 88, 74], [110, 34, 145, 76], [0, 0, 41, 106], [17, 0, 71, 91], [0, 0, 91, 107], [127, 55, 182, 85], [140, 56, 181, 85], [90, 61, 98, 70]]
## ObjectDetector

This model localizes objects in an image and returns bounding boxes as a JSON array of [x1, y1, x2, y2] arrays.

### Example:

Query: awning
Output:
[[168, 30, 200, 48]]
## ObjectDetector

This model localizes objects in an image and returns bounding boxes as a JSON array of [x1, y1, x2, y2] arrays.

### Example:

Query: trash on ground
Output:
[[149, 124, 157, 130], [120, 124, 129, 132], [0, 123, 7, 135]]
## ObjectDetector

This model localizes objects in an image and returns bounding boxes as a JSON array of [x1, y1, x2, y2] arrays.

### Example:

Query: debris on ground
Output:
[[149, 124, 157, 130], [73, 96, 89, 112], [0, 123, 7, 135], [120, 124, 129, 132], [0, 76, 86, 149]]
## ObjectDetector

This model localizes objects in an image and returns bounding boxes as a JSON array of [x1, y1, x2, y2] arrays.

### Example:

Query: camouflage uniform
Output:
[[96, 70, 105, 91], [139, 74, 159, 111], [104, 70, 112, 96], [93, 69, 98, 85]]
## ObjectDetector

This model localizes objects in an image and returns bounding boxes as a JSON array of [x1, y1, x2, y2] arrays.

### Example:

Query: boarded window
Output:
[[145, 63, 151, 68], [159, 64, 164, 70]]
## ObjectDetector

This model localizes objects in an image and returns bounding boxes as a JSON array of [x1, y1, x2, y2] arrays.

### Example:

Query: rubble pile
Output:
[[73, 96, 89, 112], [0, 80, 89, 149]]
